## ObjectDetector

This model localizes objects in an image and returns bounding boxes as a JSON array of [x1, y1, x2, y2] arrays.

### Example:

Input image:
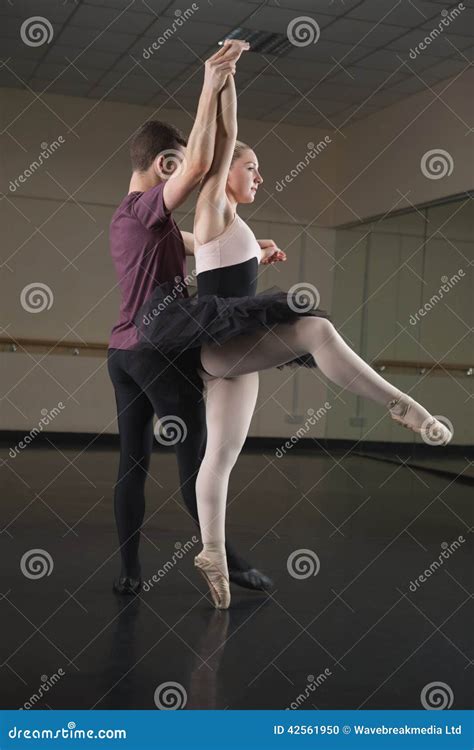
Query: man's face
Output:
[[154, 144, 187, 180]]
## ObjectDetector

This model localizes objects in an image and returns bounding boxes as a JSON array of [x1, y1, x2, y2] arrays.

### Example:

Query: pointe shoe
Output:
[[388, 394, 453, 446], [194, 552, 231, 610]]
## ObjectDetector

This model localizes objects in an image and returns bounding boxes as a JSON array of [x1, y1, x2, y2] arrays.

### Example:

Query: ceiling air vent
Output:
[[221, 28, 293, 57]]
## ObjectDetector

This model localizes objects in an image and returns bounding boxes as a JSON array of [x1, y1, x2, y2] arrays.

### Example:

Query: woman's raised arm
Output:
[[194, 42, 248, 244]]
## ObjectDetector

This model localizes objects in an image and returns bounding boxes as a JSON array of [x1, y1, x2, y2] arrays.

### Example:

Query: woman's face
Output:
[[226, 149, 263, 204]]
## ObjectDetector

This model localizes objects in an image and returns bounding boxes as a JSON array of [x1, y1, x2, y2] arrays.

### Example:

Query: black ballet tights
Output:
[[107, 348, 251, 578]]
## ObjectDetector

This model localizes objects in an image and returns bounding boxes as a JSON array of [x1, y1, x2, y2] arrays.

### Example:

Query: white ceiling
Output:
[[0, 0, 472, 128]]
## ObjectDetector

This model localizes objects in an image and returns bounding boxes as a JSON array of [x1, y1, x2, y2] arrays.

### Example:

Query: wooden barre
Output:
[[1, 338, 472, 374]]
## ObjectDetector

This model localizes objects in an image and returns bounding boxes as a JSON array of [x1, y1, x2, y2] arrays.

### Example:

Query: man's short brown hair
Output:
[[130, 120, 187, 172]]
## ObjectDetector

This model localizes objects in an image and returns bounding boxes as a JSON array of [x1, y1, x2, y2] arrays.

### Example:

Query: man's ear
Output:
[[152, 154, 166, 180]]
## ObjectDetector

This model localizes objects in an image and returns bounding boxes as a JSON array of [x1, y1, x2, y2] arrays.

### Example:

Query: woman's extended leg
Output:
[[200, 318, 452, 442], [194, 371, 259, 608]]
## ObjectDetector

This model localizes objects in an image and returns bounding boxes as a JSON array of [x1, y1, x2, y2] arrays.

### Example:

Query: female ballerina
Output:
[[134, 40, 453, 610]]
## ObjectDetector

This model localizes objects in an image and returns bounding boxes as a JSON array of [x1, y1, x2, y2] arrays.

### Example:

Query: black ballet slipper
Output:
[[229, 567, 274, 592], [112, 576, 142, 596]]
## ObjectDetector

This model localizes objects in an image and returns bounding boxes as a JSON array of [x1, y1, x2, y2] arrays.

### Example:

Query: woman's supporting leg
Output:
[[195, 372, 259, 586]]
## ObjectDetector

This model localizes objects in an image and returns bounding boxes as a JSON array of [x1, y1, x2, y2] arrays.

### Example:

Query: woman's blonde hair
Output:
[[231, 139, 252, 166]]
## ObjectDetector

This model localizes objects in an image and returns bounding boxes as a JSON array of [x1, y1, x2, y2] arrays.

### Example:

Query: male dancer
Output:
[[107, 42, 273, 595]]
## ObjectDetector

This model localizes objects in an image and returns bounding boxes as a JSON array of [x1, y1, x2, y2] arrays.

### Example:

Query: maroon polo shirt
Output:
[[108, 181, 187, 350]]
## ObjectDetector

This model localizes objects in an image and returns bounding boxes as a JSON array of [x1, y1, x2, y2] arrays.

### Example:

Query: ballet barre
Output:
[[1, 338, 472, 376], [372, 359, 473, 377], [0, 336, 106, 358]]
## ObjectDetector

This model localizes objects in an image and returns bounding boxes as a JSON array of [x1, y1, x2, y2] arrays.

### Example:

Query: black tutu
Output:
[[133, 281, 330, 369]]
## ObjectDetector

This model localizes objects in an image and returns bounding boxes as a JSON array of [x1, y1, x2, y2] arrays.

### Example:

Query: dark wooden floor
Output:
[[1, 444, 472, 710]]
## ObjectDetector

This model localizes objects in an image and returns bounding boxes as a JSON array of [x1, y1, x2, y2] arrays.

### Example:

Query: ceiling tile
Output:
[[0, 35, 46, 60], [0, 0, 76, 21], [143, 19, 230, 46], [387, 28, 472, 56], [285, 40, 374, 65], [162, 0, 259, 27], [245, 5, 334, 34], [331, 65, 408, 88], [40, 45, 123, 74], [57, 25, 136, 52], [348, 0, 442, 26], [267, 0, 363, 15], [128, 39, 211, 64], [82, 0, 168, 13], [69, 5, 154, 34], [421, 7, 474, 37], [355, 47, 444, 71], [321, 19, 407, 47]]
